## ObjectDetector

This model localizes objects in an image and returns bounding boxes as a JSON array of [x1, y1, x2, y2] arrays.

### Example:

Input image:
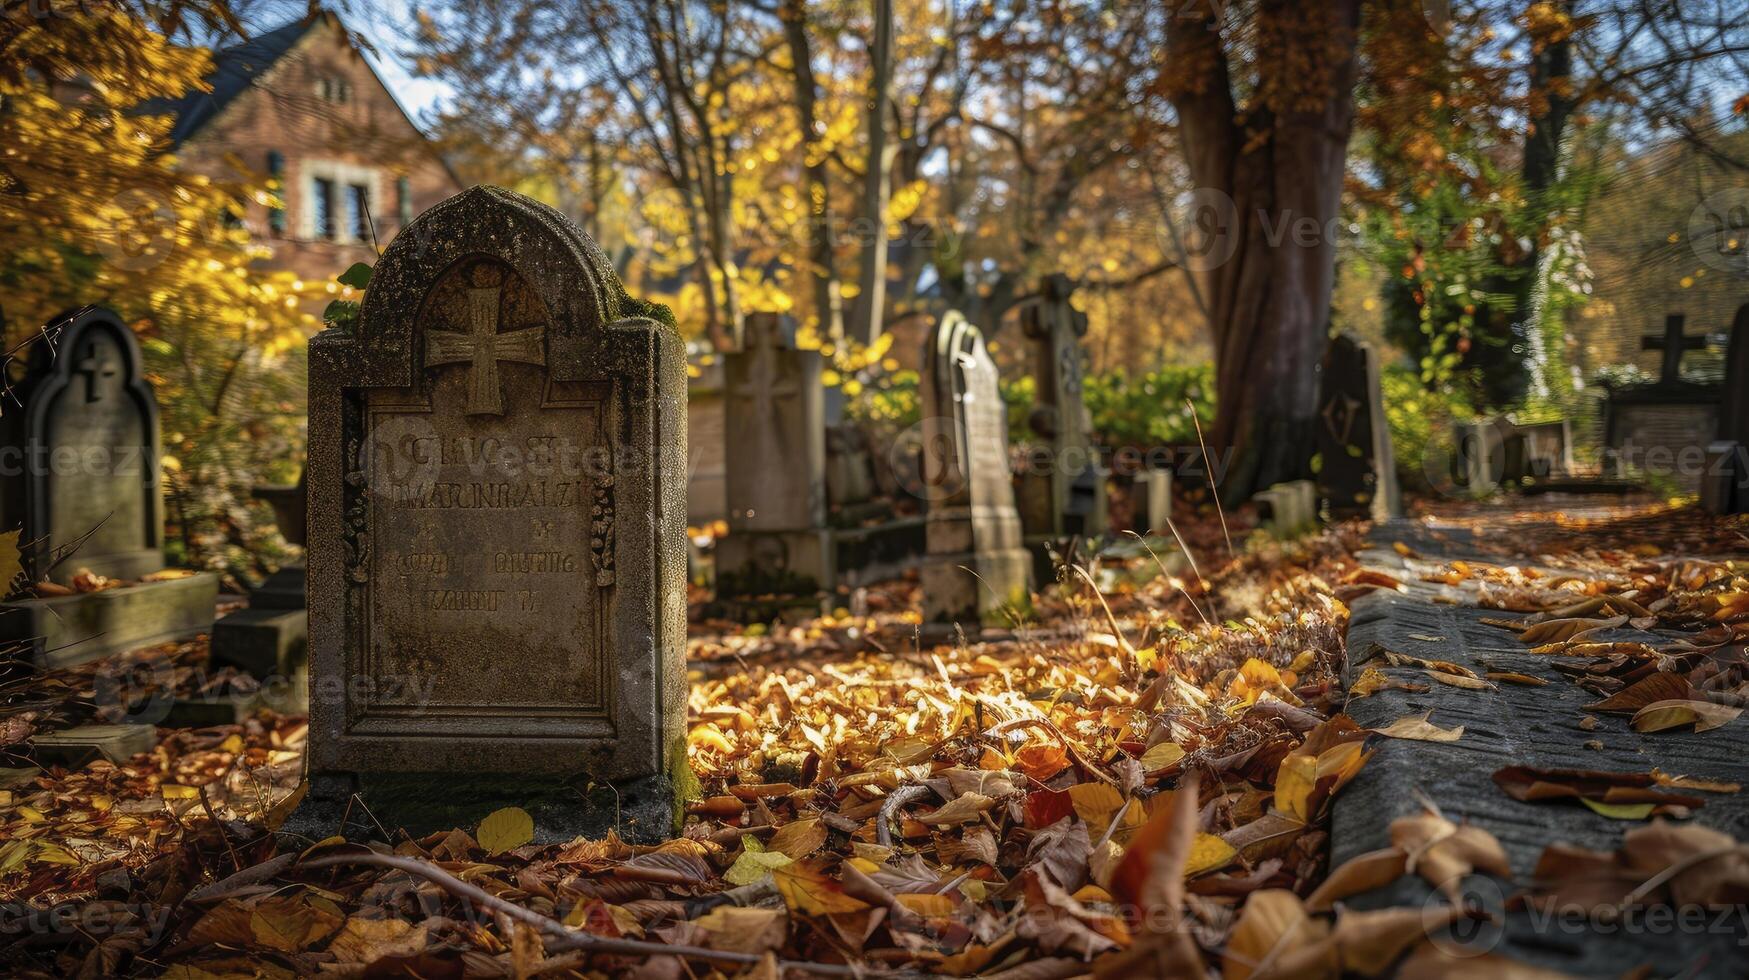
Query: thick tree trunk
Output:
[[847, 0, 894, 346], [1166, 0, 1364, 503], [781, 0, 843, 339]]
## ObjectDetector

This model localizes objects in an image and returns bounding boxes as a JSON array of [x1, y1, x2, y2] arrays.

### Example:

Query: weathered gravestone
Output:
[[1604, 313, 1723, 494], [287, 186, 687, 843], [686, 356, 728, 528], [920, 313, 1032, 628], [1138, 469, 1173, 536], [1017, 275, 1107, 542], [1315, 333, 1401, 521], [0, 307, 217, 666], [715, 313, 833, 598], [1703, 303, 1749, 514]]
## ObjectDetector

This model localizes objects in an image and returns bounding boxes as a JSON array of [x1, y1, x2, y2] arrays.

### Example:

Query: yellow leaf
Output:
[[1275, 752, 1317, 822], [1140, 741, 1186, 771], [726, 835, 795, 885], [477, 806, 534, 855], [1185, 833, 1238, 877], [1070, 783, 1146, 844], [1372, 711, 1465, 743], [774, 862, 869, 917], [1580, 798, 1655, 820]]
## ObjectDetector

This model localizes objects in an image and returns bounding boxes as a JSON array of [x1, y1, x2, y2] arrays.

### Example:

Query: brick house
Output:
[[155, 11, 464, 284]]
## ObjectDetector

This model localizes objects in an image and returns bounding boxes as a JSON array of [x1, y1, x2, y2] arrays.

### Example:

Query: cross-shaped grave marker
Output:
[[1642, 313, 1716, 385], [76, 340, 118, 403], [728, 315, 802, 419], [424, 285, 545, 415]]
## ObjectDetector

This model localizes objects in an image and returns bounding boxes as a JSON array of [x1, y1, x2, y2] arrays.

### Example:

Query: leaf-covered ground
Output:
[[2, 501, 1747, 978]]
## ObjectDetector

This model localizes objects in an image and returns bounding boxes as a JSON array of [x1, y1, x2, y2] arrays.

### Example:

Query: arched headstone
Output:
[[290, 186, 687, 842]]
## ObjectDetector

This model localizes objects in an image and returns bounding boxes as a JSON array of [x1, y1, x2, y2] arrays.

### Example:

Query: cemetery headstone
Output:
[[686, 356, 728, 527], [1604, 312, 1723, 494], [1315, 333, 1401, 521], [920, 313, 1032, 628], [0, 307, 217, 666], [287, 186, 687, 843], [1019, 275, 1107, 540], [1704, 303, 1749, 514], [1139, 469, 1173, 536], [715, 313, 833, 598]]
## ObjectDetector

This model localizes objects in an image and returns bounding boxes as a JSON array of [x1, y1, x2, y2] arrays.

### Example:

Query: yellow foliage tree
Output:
[[1, 4, 322, 578]]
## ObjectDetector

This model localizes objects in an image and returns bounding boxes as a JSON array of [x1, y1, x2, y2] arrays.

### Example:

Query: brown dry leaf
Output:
[[1619, 820, 1749, 906], [1652, 771, 1742, 794], [326, 916, 430, 965], [1372, 711, 1464, 743], [1519, 615, 1628, 646], [1222, 888, 1323, 980], [693, 906, 788, 956], [768, 817, 826, 860], [1485, 671, 1548, 686], [1584, 673, 1696, 714], [1629, 699, 1743, 733], [918, 792, 996, 826], [1304, 847, 1409, 911], [248, 894, 343, 952], [1349, 666, 1429, 699], [1491, 766, 1706, 809], [1389, 808, 1511, 902], [1425, 669, 1494, 691]]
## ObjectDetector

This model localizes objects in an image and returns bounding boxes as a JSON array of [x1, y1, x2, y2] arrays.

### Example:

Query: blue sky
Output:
[[340, 0, 454, 127]]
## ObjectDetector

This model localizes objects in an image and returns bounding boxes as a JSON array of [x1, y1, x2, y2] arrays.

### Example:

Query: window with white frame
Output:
[[300, 161, 379, 243]]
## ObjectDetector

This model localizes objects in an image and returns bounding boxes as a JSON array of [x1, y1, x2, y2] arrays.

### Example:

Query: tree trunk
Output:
[[781, 0, 843, 339], [847, 0, 894, 346], [1165, 0, 1364, 503]]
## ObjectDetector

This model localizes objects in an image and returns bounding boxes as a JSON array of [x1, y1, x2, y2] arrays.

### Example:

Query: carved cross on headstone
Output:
[[729, 318, 800, 419], [424, 286, 545, 415], [75, 341, 118, 403], [1643, 313, 1713, 385]]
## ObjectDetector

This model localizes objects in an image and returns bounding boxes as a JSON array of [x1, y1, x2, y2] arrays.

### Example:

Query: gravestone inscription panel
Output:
[[289, 186, 686, 843]]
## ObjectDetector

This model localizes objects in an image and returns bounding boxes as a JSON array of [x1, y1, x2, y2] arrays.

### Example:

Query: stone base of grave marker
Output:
[[715, 530, 836, 598], [0, 573, 218, 668], [1140, 470, 1173, 536], [283, 772, 675, 845], [211, 607, 308, 681], [1255, 481, 1318, 536], [32, 724, 155, 768], [921, 544, 1032, 628]]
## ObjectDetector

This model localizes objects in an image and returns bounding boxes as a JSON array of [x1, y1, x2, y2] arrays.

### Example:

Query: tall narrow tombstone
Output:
[[1705, 303, 1749, 514], [288, 186, 686, 843], [1139, 469, 1173, 536], [1315, 333, 1401, 521], [0, 307, 217, 666], [715, 313, 833, 597], [920, 313, 1032, 627], [1019, 275, 1107, 539]]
